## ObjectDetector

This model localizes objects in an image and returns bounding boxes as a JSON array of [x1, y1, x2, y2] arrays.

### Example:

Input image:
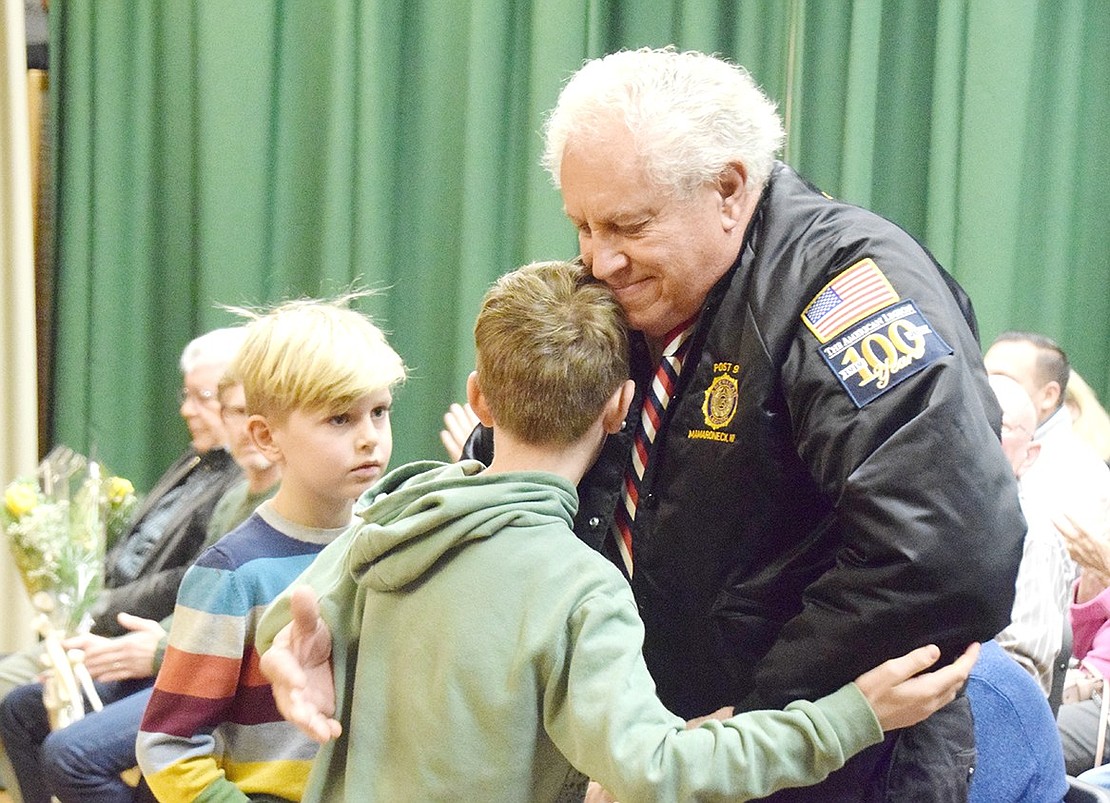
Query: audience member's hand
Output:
[[259, 585, 341, 743], [1076, 568, 1110, 605], [62, 612, 166, 682], [853, 642, 979, 731], [584, 781, 619, 803], [1055, 512, 1110, 580], [439, 402, 480, 462]]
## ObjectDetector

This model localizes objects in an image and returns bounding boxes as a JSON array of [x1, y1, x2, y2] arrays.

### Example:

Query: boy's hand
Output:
[[584, 781, 618, 803], [854, 642, 979, 731], [260, 585, 342, 743]]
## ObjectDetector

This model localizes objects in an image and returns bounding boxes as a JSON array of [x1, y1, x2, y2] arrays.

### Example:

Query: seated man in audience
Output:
[[989, 374, 1074, 694], [985, 332, 1110, 551], [0, 376, 280, 803], [0, 327, 246, 801], [136, 297, 406, 802], [256, 261, 978, 802]]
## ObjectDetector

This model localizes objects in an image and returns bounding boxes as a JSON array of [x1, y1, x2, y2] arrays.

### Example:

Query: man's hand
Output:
[[854, 642, 979, 731], [439, 402, 480, 462], [259, 585, 341, 743], [63, 612, 166, 682]]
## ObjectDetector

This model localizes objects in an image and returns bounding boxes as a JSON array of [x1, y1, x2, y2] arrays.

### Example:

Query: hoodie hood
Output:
[[346, 460, 578, 592]]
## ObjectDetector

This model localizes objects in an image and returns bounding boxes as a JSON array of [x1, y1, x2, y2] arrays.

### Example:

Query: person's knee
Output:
[[41, 728, 89, 785], [0, 684, 43, 745]]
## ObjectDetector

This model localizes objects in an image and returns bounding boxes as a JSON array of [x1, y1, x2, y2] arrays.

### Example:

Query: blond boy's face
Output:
[[261, 387, 394, 528]]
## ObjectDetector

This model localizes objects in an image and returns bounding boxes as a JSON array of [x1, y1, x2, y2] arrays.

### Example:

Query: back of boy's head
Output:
[[475, 261, 628, 445], [229, 295, 406, 420]]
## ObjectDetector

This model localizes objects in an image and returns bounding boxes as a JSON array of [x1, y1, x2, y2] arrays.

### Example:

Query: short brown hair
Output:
[[474, 261, 628, 445]]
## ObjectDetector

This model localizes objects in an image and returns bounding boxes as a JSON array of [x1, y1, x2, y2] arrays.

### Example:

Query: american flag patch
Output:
[[801, 259, 900, 343]]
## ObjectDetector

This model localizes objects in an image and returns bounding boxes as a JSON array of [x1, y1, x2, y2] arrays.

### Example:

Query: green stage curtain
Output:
[[47, 0, 1110, 490]]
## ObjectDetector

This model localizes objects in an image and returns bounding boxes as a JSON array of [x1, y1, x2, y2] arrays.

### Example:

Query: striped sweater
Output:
[[137, 501, 349, 802]]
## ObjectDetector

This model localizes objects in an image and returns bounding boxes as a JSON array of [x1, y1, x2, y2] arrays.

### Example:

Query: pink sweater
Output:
[[1071, 582, 1110, 678]]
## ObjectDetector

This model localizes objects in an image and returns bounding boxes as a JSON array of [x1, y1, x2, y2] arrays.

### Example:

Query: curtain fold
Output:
[[1, 0, 40, 652], [45, 0, 1110, 491]]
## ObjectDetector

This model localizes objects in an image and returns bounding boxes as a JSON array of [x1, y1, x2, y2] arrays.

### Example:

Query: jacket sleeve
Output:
[[94, 462, 239, 635], [547, 577, 882, 801], [91, 565, 188, 636], [993, 515, 1069, 691], [749, 251, 1026, 707]]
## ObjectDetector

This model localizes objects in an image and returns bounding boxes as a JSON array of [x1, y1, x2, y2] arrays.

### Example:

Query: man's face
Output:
[[219, 383, 272, 473], [983, 340, 1052, 425], [999, 410, 1037, 477], [559, 123, 741, 343], [180, 363, 228, 453]]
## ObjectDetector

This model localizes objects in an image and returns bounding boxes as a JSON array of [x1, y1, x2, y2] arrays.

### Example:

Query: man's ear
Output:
[[1040, 381, 1062, 419], [247, 415, 282, 463], [1017, 441, 1042, 478], [717, 162, 749, 230], [602, 380, 636, 435], [466, 371, 495, 428]]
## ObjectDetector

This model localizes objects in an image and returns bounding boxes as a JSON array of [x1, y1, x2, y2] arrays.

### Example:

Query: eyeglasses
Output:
[[1001, 420, 1033, 439], [178, 387, 219, 406], [220, 405, 249, 422]]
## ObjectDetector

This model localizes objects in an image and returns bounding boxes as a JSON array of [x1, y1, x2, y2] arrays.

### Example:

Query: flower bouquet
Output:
[[2, 446, 138, 727]]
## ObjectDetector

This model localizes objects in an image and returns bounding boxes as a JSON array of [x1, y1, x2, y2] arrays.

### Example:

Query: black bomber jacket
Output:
[[470, 163, 1025, 722]]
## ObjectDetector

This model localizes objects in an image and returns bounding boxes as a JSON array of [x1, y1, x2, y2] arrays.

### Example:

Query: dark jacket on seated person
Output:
[[90, 447, 241, 636]]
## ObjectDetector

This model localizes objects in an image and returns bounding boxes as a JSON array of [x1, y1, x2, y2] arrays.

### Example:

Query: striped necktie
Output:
[[613, 318, 697, 576]]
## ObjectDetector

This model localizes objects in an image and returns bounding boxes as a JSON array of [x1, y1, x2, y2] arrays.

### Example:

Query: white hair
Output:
[[180, 326, 247, 374], [542, 47, 785, 200], [988, 373, 1037, 433]]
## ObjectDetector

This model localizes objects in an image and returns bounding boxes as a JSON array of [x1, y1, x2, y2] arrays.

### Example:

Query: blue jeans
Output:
[[1079, 761, 1110, 789], [0, 679, 154, 803]]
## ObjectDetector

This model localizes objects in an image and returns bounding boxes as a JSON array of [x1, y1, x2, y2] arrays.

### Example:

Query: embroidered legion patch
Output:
[[817, 300, 952, 408], [801, 258, 899, 343]]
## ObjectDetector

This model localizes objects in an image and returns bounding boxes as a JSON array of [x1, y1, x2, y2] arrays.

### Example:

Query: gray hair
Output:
[[542, 47, 785, 200], [180, 326, 247, 374]]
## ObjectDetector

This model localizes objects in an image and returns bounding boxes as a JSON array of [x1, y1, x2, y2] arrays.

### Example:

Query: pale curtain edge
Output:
[[1, 0, 42, 653]]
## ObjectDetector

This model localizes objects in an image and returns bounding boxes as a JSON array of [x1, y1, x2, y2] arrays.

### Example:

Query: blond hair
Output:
[[475, 261, 628, 445], [228, 295, 405, 420]]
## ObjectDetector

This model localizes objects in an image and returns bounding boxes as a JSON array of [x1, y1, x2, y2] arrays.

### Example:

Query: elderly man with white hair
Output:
[[989, 373, 1074, 694], [0, 327, 245, 802], [465, 47, 1025, 801]]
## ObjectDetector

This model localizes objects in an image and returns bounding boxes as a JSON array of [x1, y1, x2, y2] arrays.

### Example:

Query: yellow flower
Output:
[[106, 476, 134, 505], [4, 483, 39, 518]]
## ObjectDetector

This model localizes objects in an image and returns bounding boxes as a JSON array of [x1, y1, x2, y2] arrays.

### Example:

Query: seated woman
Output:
[[1055, 514, 1110, 777]]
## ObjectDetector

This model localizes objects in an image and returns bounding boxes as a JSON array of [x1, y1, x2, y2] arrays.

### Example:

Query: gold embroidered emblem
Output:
[[702, 373, 739, 430]]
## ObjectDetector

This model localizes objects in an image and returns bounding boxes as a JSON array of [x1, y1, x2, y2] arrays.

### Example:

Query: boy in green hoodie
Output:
[[257, 261, 978, 802]]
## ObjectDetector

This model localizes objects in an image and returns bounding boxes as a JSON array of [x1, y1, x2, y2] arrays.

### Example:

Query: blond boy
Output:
[[136, 298, 404, 802], [258, 263, 976, 802]]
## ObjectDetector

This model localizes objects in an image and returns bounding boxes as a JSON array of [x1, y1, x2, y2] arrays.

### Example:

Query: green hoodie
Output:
[[257, 460, 881, 802]]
